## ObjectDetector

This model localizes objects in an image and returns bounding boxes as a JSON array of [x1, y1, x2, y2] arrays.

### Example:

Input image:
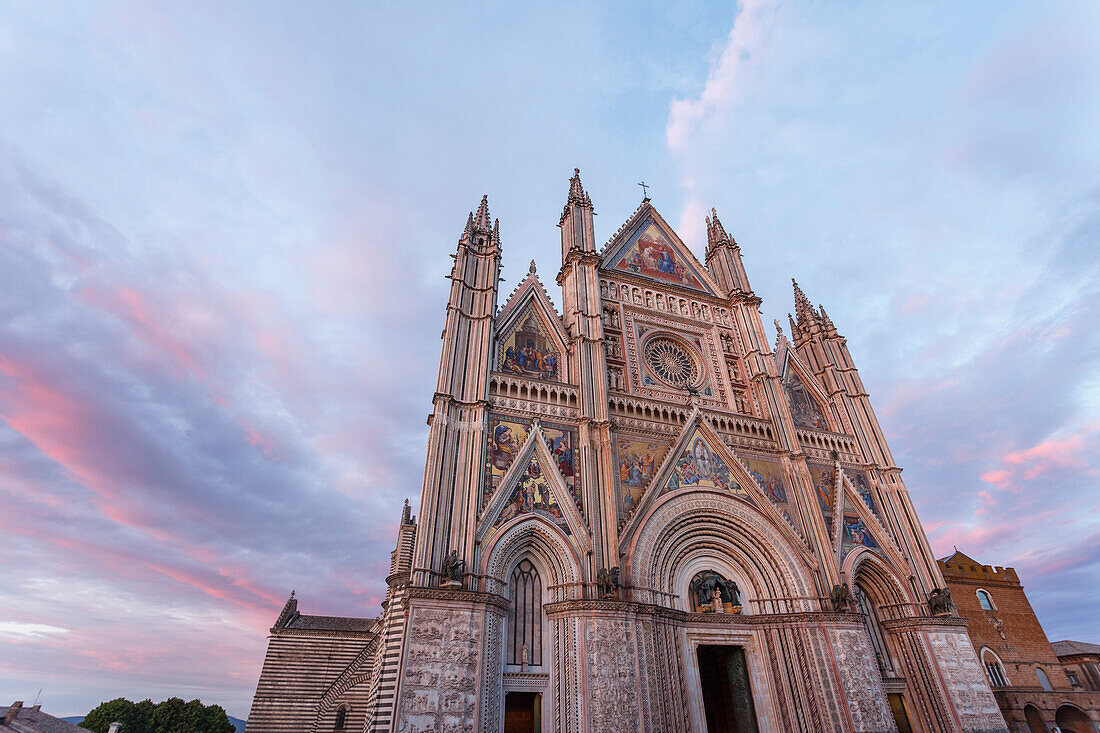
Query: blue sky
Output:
[[0, 0, 1097, 718]]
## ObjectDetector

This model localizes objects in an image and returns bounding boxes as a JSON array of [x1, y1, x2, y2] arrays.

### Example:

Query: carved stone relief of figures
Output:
[[720, 332, 735, 354], [585, 619, 639, 730], [397, 607, 482, 730], [605, 338, 622, 359], [733, 390, 750, 415], [727, 359, 741, 382], [608, 367, 625, 391]]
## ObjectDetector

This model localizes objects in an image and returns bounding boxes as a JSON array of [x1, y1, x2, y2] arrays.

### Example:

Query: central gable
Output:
[[602, 207, 715, 294], [662, 426, 746, 497]]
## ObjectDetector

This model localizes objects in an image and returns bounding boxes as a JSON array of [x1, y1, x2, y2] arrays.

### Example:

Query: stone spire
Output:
[[705, 207, 730, 255], [559, 167, 596, 261], [473, 194, 492, 233], [792, 278, 820, 333], [705, 207, 752, 296]]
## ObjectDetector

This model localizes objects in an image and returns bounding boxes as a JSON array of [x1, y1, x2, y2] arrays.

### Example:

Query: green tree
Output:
[[81, 698, 133, 733], [80, 697, 233, 733]]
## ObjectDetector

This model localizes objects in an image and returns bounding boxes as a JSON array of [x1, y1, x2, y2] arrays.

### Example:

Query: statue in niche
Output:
[[928, 587, 953, 616], [443, 550, 464, 586], [692, 571, 740, 611]]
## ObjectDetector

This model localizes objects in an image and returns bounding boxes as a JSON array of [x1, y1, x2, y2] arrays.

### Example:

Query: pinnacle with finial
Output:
[[461, 211, 474, 242], [473, 195, 492, 233], [566, 167, 590, 208], [791, 278, 820, 332], [706, 207, 732, 252], [818, 304, 838, 335]]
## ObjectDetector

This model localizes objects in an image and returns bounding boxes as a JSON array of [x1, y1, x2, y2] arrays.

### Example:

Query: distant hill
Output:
[[60, 715, 247, 732]]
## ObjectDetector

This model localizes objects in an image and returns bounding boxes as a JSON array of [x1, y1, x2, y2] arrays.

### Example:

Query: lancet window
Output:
[[855, 582, 893, 673], [508, 559, 542, 666]]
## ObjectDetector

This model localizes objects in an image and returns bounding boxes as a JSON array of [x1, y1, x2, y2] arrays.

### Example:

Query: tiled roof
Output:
[[1051, 640, 1100, 657], [938, 550, 980, 566], [285, 614, 376, 633], [0, 706, 85, 733]]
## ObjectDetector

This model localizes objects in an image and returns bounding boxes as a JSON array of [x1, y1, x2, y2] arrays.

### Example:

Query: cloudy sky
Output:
[[1, 0, 1097, 718]]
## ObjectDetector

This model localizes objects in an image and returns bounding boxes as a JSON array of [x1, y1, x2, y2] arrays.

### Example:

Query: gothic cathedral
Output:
[[247, 172, 1008, 733]]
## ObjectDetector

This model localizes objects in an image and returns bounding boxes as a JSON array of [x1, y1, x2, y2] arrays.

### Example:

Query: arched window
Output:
[[981, 648, 1009, 688], [508, 559, 542, 666], [976, 589, 995, 610], [333, 706, 347, 732], [854, 582, 893, 673], [1035, 666, 1053, 691]]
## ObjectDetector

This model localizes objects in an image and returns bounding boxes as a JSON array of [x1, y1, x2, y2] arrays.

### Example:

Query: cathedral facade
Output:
[[247, 172, 1009, 733]]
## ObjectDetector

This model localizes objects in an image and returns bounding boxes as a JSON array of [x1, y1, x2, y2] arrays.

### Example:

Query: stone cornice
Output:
[[880, 615, 969, 632], [545, 598, 865, 627], [405, 585, 510, 613]]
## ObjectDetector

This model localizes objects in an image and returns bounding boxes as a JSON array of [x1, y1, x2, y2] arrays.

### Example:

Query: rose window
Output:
[[643, 337, 699, 388]]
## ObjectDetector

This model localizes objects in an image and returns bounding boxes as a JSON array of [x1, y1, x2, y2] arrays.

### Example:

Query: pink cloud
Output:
[[980, 425, 1098, 490]]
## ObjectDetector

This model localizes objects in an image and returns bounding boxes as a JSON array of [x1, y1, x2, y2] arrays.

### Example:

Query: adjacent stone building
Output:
[[0, 702, 85, 733], [939, 551, 1100, 732], [1053, 641, 1100, 695], [248, 172, 1010, 732]]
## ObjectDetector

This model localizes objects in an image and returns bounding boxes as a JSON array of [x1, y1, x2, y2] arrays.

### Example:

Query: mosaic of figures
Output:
[[808, 462, 836, 533], [498, 310, 560, 381], [847, 469, 880, 519], [606, 219, 708, 291], [783, 370, 829, 430], [492, 454, 572, 536], [485, 415, 578, 507], [742, 455, 802, 532], [664, 431, 746, 496], [614, 435, 671, 522], [842, 514, 878, 550]]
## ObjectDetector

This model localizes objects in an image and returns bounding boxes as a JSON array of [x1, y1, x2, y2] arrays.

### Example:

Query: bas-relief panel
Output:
[[783, 371, 829, 430], [663, 430, 746, 497], [605, 218, 709, 292], [926, 631, 1007, 732], [485, 415, 578, 508], [827, 628, 896, 733], [585, 618, 639, 731], [613, 435, 671, 523], [498, 308, 560, 381], [397, 607, 482, 733], [492, 454, 572, 537]]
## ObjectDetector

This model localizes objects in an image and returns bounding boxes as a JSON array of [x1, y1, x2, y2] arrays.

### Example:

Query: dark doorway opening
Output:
[[887, 693, 914, 733], [697, 645, 759, 733], [504, 691, 540, 733]]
